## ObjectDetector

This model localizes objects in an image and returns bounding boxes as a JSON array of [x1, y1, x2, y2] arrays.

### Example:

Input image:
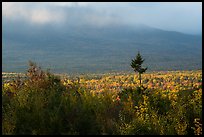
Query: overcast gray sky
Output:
[[2, 2, 202, 34]]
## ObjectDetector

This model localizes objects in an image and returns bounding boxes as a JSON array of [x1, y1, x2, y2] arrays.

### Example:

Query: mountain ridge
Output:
[[2, 23, 202, 74]]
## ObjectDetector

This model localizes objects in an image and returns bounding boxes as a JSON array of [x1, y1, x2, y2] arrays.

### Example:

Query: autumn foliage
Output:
[[2, 62, 202, 135]]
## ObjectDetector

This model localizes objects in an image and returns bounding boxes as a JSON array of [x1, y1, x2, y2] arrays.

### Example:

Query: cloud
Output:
[[30, 9, 65, 24], [2, 2, 65, 25], [46, 2, 94, 7], [2, 2, 202, 34]]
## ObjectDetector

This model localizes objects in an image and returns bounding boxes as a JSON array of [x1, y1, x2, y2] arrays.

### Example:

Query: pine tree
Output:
[[131, 51, 147, 88]]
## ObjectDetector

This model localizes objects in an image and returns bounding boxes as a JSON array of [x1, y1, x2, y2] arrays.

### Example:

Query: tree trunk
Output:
[[139, 73, 141, 87]]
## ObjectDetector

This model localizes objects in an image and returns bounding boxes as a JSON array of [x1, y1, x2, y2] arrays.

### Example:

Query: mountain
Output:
[[2, 23, 202, 74]]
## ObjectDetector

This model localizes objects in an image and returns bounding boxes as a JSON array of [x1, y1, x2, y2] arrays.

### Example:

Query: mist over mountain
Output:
[[2, 22, 202, 74]]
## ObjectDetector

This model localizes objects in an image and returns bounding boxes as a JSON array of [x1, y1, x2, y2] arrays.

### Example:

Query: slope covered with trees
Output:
[[2, 62, 202, 135]]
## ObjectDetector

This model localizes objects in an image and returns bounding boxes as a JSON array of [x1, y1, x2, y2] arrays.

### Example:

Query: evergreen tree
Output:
[[131, 52, 147, 88]]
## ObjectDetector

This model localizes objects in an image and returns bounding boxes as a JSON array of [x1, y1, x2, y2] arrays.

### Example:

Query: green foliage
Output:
[[2, 62, 202, 135], [131, 51, 147, 87], [131, 51, 147, 74]]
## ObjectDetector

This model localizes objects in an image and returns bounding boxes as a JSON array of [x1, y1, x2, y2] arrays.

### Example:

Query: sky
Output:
[[2, 2, 202, 35]]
